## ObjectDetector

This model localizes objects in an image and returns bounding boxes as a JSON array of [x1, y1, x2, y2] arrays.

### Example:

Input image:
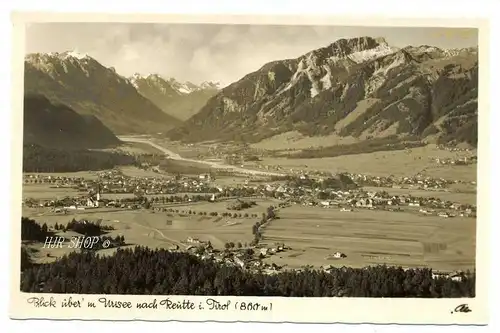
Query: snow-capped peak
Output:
[[61, 50, 91, 60], [281, 36, 401, 98], [128, 73, 220, 95]]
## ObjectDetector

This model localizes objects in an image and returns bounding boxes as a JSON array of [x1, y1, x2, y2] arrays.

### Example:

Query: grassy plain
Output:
[[256, 145, 477, 181], [21, 139, 477, 272], [261, 205, 476, 272], [362, 186, 477, 205], [22, 197, 280, 263], [23, 184, 83, 201]]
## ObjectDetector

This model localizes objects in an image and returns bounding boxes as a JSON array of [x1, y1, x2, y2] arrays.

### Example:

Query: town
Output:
[[22, 150, 477, 279]]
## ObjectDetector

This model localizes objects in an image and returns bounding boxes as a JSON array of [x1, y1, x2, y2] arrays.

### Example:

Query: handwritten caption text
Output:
[[26, 296, 273, 313]]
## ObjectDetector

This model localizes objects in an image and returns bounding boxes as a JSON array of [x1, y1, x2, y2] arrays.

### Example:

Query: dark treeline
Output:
[[21, 217, 51, 242], [290, 136, 425, 159], [21, 247, 33, 270], [23, 144, 136, 173], [251, 206, 277, 245], [20, 246, 475, 297], [60, 219, 115, 237], [287, 174, 359, 191]]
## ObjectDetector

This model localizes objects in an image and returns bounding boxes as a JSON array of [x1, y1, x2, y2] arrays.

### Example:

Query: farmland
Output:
[[260, 205, 476, 272], [20, 138, 477, 274], [255, 144, 477, 182], [22, 197, 281, 263]]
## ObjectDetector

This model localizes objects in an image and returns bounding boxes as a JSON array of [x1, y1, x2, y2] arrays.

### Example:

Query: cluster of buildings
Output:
[[174, 239, 290, 275], [349, 173, 456, 189], [23, 174, 90, 187], [294, 189, 476, 218], [95, 170, 218, 195], [432, 156, 478, 166]]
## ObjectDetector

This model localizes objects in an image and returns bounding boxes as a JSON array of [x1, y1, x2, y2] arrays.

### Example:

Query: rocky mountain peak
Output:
[[24, 52, 181, 134], [129, 74, 220, 121], [167, 37, 478, 148]]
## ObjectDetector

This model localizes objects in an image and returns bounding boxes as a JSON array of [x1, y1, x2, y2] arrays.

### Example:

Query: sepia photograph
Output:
[[9, 12, 491, 325]]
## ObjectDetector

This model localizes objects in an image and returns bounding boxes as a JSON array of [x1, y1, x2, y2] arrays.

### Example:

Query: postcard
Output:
[[9, 12, 491, 325]]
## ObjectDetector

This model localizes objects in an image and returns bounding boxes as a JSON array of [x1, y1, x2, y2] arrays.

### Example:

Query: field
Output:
[[261, 205, 476, 272], [250, 130, 359, 150], [23, 184, 83, 201], [20, 139, 477, 273], [256, 145, 477, 181], [22, 197, 281, 263], [362, 186, 477, 205]]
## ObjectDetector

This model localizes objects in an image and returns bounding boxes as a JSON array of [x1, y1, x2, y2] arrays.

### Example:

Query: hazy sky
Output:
[[25, 23, 478, 87]]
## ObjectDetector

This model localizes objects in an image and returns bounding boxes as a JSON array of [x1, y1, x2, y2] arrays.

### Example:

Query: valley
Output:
[[22, 135, 477, 273], [19, 32, 479, 297]]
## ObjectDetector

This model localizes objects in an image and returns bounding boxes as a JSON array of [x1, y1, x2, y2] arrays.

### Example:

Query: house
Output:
[[234, 257, 245, 268], [187, 237, 200, 243], [320, 201, 331, 207], [260, 248, 269, 256], [450, 273, 463, 282], [356, 198, 373, 208], [199, 174, 211, 181], [332, 251, 347, 259]]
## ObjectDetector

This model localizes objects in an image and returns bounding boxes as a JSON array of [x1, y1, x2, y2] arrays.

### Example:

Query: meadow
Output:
[[260, 205, 476, 272], [362, 186, 477, 205], [22, 197, 281, 262], [256, 145, 477, 182]]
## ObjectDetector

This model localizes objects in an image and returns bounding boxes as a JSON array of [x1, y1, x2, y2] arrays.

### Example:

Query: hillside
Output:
[[24, 52, 182, 135], [167, 37, 478, 147], [130, 74, 219, 121], [23, 93, 121, 149]]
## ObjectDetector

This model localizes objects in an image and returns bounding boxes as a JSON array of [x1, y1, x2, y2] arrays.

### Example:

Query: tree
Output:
[[237, 242, 242, 248]]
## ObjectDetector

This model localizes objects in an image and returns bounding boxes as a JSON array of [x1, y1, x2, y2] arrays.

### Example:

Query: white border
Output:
[[2, 1, 499, 332]]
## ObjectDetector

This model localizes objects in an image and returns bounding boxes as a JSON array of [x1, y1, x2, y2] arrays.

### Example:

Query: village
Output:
[[23, 166, 476, 219]]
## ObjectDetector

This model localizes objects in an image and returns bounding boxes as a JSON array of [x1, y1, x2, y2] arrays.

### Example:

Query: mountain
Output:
[[24, 51, 182, 135], [167, 37, 478, 147], [23, 93, 121, 149], [130, 74, 219, 121]]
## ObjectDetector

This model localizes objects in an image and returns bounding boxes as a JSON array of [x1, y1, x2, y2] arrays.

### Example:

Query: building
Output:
[[356, 198, 373, 208], [199, 174, 211, 181], [332, 251, 347, 258]]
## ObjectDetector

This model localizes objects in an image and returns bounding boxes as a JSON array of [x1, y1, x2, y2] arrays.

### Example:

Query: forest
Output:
[[23, 144, 136, 172], [20, 217, 475, 297], [290, 136, 425, 159], [20, 246, 475, 297], [21, 217, 51, 242]]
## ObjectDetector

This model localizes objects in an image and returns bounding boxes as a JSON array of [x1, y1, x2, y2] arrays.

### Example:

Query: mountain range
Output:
[[23, 37, 478, 150], [129, 74, 219, 121], [166, 37, 478, 147], [23, 93, 121, 149], [24, 51, 181, 135]]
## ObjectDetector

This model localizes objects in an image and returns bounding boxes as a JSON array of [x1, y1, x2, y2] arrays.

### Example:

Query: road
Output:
[[131, 216, 186, 249], [119, 136, 284, 177]]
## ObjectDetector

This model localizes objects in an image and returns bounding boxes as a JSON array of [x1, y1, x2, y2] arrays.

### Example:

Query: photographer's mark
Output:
[[43, 236, 111, 249]]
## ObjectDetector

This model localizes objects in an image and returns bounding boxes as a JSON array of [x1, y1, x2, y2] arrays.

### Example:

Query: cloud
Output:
[[25, 23, 478, 87]]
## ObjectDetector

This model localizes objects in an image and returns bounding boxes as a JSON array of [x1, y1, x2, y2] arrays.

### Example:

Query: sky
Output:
[[25, 23, 478, 87]]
